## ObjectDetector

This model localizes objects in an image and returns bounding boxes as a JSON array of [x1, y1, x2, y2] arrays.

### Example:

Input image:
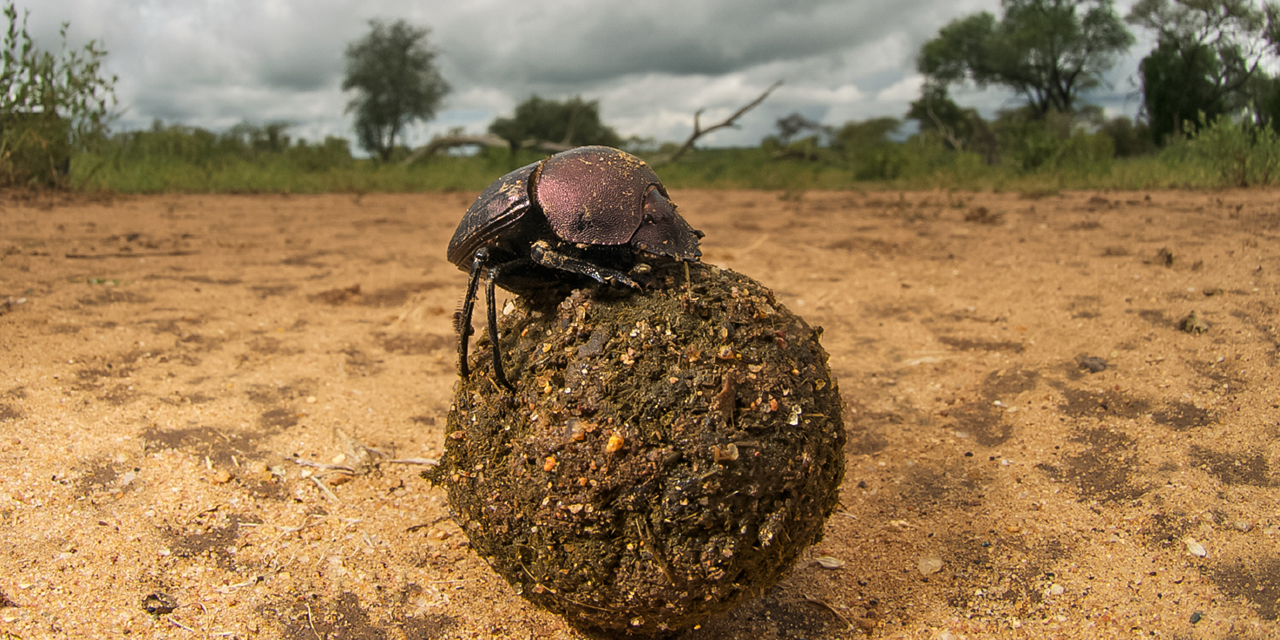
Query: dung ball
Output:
[[431, 262, 845, 636]]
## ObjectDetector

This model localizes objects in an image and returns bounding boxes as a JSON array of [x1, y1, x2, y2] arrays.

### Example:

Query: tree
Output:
[[0, 1, 116, 186], [1126, 0, 1280, 142], [488, 95, 620, 151], [343, 19, 449, 162], [918, 0, 1135, 116], [906, 82, 998, 161]]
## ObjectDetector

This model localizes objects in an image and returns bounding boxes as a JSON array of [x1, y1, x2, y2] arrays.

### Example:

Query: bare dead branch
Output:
[[401, 134, 510, 165], [926, 103, 964, 152], [657, 80, 783, 166]]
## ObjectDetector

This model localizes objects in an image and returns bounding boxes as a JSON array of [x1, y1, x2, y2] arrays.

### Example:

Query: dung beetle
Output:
[[447, 145, 703, 390]]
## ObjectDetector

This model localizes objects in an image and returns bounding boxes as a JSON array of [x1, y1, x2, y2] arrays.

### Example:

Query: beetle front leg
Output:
[[455, 248, 489, 377], [529, 240, 640, 289], [485, 266, 515, 391]]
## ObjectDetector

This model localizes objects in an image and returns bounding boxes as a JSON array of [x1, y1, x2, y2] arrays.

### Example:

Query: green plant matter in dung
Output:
[[0, 1, 116, 187], [919, 0, 1134, 116], [489, 95, 622, 150], [343, 19, 449, 162]]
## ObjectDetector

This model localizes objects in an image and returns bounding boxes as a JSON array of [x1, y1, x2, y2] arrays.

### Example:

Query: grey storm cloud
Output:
[[15, 0, 1147, 149]]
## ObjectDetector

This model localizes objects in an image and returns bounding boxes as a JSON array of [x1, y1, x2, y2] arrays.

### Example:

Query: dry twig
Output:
[[658, 80, 783, 165]]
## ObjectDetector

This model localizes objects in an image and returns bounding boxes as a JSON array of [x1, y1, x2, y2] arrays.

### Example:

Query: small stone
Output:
[[141, 592, 177, 615], [605, 434, 625, 454], [1180, 311, 1210, 334], [917, 555, 943, 575], [1234, 521, 1252, 532], [210, 469, 233, 485], [813, 556, 845, 570], [1049, 583, 1064, 596], [1183, 537, 1207, 557], [1077, 355, 1107, 373], [1190, 611, 1203, 624]]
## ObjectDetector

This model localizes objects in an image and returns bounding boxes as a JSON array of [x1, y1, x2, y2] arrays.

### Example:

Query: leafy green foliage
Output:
[[759, 113, 831, 162], [0, 1, 116, 186], [919, 0, 1134, 116], [76, 120, 358, 191], [833, 118, 908, 180], [1127, 0, 1279, 143], [73, 123, 564, 193], [1099, 115, 1156, 157], [990, 108, 1115, 172], [343, 20, 449, 162], [1178, 113, 1280, 186], [907, 83, 997, 161], [489, 95, 621, 149]]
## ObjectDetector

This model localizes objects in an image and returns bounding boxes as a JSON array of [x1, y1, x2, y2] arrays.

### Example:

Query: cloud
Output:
[[14, 0, 1150, 150]]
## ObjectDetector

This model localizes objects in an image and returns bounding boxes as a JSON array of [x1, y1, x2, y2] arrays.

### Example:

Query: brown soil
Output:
[[0, 188, 1278, 639]]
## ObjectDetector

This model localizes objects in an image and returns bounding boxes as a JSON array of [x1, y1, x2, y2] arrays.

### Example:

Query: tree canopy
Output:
[[1126, 0, 1280, 141], [343, 19, 449, 162], [918, 0, 1134, 116], [488, 95, 621, 150]]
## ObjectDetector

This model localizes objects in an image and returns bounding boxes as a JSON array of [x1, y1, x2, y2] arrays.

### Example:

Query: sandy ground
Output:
[[0, 187, 1277, 640]]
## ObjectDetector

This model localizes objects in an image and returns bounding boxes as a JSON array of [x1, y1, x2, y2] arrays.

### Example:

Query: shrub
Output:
[[1183, 114, 1280, 187], [0, 1, 116, 187]]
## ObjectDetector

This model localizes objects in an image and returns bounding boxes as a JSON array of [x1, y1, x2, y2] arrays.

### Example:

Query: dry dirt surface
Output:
[[0, 188, 1277, 640]]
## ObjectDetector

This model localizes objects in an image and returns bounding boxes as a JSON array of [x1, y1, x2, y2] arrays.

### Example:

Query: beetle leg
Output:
[[455, 248, 488, 377], [485, 265, 515, 390], [529, 240, 640, 289]]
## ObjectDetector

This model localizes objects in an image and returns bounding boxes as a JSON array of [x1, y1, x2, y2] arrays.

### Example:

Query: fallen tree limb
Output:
[[401, 134, 510, 166]]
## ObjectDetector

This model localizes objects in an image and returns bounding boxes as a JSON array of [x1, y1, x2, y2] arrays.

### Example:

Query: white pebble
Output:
[[918, 555, 943, 575], [813, 556, 845, 570], [1183, 537, 1207, 557]]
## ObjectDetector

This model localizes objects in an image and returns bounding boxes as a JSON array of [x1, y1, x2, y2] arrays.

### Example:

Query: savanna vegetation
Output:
[[9, 0, 1280, 193]]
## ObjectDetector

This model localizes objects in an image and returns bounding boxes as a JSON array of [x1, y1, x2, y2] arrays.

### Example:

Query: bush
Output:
[[0, 1, 116, 187], [0, 111, 71, 185], [1182, 114, 1280, 187]]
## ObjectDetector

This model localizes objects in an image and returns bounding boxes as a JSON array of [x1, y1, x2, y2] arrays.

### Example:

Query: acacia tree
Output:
[[918, 0, 1134, 116], [488, 95, 621, 151], [906, 82, 996, 158], [1, 1, 116, 186], [1126, 0, 1280, 142], [343, 19, 449, 161]]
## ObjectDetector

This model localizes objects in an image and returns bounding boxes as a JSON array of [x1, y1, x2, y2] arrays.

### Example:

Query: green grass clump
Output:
[[67, 120, 1257, 195]]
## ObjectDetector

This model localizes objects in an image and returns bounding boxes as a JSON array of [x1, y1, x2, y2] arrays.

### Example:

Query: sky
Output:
[[16, 0, 1155, 152]]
